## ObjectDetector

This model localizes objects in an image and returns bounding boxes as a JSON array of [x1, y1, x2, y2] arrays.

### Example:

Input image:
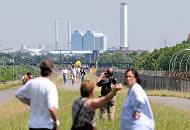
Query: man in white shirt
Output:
[[62, 66, 68, 84], [15, 59, 60, 130]]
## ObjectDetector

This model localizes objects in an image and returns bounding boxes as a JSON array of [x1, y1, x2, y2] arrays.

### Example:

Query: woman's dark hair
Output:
[[26, 72, 32, 76], [125, 68, 141, 85], [39, 59, 54, 77]]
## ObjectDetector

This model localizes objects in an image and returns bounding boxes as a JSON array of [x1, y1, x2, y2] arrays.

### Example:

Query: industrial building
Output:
[[71, 30, 107, 51], [71, 31, 84, 51], [20, 45, 47, 56]]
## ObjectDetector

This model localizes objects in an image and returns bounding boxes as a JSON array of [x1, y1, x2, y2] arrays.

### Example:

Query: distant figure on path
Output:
[[80, 67, 86, 81], [120, 68, 155, 130], [22, 72, 33, 85], [16, 59, 60, 130], [62, 66, 68, 84], [71, 79, 122, 130], [71, 64, 77, 84]]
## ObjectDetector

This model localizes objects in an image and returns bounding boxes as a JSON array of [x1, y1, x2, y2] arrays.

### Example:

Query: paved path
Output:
[[149, 96, 190, 111], [0, 82, 190, 111], [0, 79, 81, 105], [0, 87, 18, 104], [58, 80, 81, 91]]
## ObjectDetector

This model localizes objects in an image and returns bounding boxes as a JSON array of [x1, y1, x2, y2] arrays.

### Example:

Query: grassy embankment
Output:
[[0, 74, 190, 130]]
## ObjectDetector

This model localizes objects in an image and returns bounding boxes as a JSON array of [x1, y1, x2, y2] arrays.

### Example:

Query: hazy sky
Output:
[[0, 0, 190, 51]]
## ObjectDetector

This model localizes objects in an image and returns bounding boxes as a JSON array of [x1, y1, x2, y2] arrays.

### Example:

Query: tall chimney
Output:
[[120, 3, 128, 50], [68, 20, 72, 50], [55, 20, 59, 50]]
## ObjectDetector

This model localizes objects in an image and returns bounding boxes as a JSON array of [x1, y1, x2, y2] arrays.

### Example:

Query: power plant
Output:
[[53, 2, 129, 52]]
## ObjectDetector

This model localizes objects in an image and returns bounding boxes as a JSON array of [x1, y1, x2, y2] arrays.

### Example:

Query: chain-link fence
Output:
[[97, 69, 190, 92]]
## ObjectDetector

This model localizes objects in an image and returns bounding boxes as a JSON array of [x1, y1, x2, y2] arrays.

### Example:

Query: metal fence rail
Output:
[[97, 69, 190, 92]]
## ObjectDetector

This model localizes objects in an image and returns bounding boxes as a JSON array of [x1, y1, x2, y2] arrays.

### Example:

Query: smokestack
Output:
[[55, 20, 59, 50], [120, 3, 128, 50], [68, 20, 72, 50]]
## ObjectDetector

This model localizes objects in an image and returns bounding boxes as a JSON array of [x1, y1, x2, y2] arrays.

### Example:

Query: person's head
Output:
[[39, 59, 54, 77], [72, 64, 75, 68], [124, 68, 141, 88], [80, 80, 96, 98], [106, 67, 114, 77], [26, 72, 32, 78], [64, 66, 67, 69], [26, 72, 32, 77]]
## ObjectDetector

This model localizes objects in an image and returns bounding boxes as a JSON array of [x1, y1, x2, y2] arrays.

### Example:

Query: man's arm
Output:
[[97, 73, 105, 87], [15, 96, 30, 106], [49, 107, 59, 129], [47, 86, 59, 129], [15, 83, 30, 106]]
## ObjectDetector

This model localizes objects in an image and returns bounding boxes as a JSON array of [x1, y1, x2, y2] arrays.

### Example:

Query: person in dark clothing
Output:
[[80, 67, 86, 81], [97, 68, 117, 121]]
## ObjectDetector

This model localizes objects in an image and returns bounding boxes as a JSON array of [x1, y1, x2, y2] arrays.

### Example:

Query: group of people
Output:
[[62, 64, 86, 85], [15, 59, 155, 130]]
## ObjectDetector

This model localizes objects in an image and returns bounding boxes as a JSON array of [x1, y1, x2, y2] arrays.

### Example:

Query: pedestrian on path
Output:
[[15, 59, 60, 130], [80, 67, 86, 81], [71, 79, 122, 130], [120, 68, 155, 130], [62, 66, 68, 84], [71, 64, 77, 85]]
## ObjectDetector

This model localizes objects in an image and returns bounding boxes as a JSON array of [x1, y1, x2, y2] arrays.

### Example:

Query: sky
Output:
[[0, 0, 190, 51]]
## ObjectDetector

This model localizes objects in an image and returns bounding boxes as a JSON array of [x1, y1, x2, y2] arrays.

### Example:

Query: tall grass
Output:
[[147, 90, 190, 99], [0, 80, 21, 91], [0, 88, 190, 130]]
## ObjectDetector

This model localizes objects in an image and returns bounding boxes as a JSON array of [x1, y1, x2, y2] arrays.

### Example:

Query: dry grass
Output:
[[0, 80, 21, 91], [147, 90, 190, 99], [0, 89, 190, 130]]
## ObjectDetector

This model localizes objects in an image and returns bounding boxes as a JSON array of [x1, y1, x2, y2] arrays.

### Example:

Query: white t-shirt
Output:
[[71, 68, 76, 75], [62, 69, 68, 75], [15, 77, 59, 129]]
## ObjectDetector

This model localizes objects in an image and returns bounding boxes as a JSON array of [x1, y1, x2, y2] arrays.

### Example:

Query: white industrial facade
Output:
[[71, 30, 107, 51], [120, 3, 128, 49]]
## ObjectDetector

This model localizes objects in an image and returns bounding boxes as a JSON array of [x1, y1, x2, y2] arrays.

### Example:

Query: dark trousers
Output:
[[30, 128, 56, 130], [71, 123, 94, 130]]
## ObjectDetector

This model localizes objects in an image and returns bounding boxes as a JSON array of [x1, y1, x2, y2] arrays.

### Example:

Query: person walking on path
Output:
[[62, 66, 68, 84], [15, 59, 60, 130], [71, 64, 77, 85], [80, 67, 86, 81], [71, 79, 122, 130], [120, 68, 155, 130]]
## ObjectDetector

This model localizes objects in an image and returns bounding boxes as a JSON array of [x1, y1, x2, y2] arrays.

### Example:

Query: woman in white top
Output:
[[120, 68, 155, 130]]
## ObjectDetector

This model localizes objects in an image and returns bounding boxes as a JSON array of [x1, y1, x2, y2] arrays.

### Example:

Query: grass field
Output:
[[0, 80, 21, 91], [0, 87, 190, 130], [147, 90, 190, 99]]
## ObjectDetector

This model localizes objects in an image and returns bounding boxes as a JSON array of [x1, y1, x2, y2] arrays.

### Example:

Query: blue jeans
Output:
[[63, 74, 67, 84], [81, 75, 84, 81]]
